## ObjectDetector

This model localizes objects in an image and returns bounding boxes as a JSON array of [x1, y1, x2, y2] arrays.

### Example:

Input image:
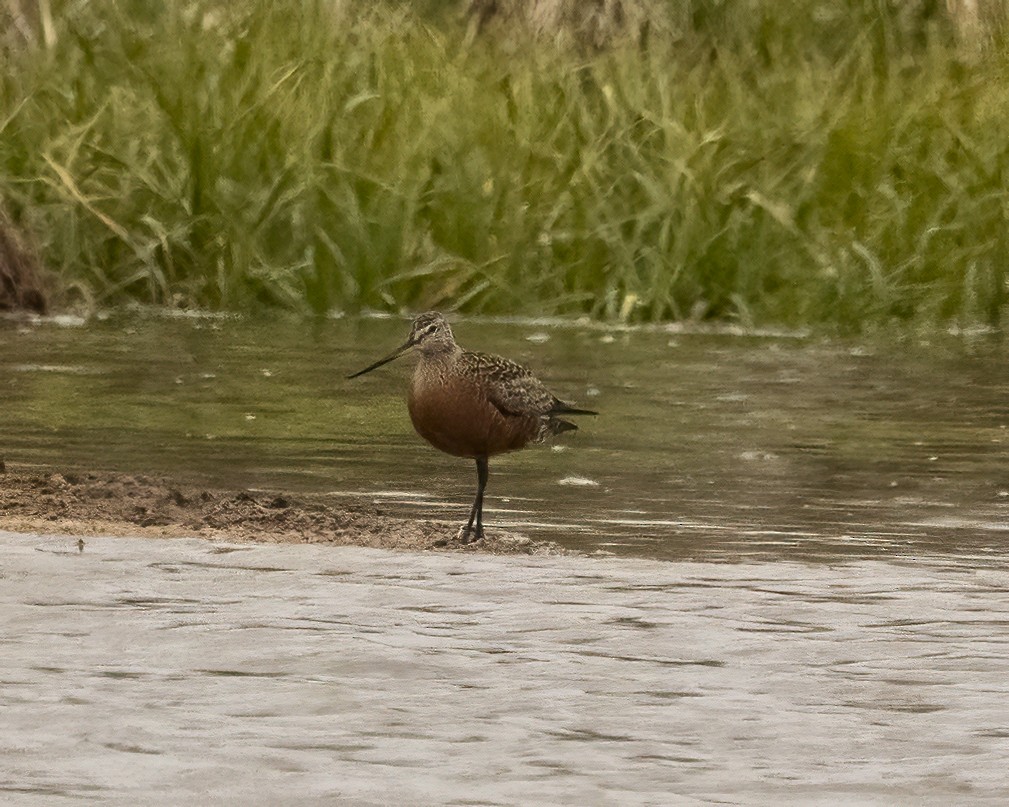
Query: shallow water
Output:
[[4, 315, 1009, 804], [2, 312, 1008, 560], [3, 532, 1009, 805]]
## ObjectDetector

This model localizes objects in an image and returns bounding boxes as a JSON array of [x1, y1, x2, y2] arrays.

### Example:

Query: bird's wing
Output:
[[462, 351, 556, 418]]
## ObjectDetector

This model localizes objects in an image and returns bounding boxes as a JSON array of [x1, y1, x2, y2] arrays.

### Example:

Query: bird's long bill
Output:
[[346, 340, 413, 379]]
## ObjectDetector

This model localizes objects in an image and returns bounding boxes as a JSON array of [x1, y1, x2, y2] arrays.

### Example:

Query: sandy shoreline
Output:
[[0, 467, 568, 555]]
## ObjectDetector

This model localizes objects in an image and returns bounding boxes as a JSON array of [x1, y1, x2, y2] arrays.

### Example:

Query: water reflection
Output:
[[2, 312, 1008, 559]]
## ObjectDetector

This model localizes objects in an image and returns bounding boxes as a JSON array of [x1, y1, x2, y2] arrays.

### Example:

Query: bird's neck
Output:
[[417, 343, 462, 363]]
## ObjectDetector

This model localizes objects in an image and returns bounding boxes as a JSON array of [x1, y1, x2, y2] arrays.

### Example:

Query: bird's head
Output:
[[347, 311, 457, 379]]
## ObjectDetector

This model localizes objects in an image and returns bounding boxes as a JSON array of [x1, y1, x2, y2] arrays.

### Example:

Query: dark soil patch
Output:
[[0, 467, 568, 555]]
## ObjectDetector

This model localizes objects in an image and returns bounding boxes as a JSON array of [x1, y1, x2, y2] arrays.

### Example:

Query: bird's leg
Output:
[[462, 456, 489, 543], [462, 493, 479, 540], [474, 456, 488, 540]]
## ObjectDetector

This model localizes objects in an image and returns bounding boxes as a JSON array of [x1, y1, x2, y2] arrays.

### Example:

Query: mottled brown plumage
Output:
[[348, 312, 596, 542]]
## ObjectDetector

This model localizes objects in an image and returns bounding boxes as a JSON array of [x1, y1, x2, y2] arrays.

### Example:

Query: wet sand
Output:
[[0, 468, 565, 555]]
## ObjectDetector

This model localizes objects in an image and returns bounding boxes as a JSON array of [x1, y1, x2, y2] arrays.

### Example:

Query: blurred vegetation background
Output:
[[1, 0, 1008, 331]]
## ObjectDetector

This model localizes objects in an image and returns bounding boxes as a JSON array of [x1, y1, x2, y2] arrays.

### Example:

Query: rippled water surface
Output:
[[4, 532, 1009, 805], [3, 312, 1009, 559], [3, 314, 1009, 803]]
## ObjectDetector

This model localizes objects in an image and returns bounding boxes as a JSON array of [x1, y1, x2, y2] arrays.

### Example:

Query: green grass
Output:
[[1, 0, 1008, 332]]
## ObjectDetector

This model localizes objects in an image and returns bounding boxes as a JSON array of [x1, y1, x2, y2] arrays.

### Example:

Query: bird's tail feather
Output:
[[550, 401, 598, 417], [550, 419, 579, 435]]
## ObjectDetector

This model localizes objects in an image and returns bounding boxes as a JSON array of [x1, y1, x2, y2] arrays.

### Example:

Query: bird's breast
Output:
[[408, 367, 539, 458]]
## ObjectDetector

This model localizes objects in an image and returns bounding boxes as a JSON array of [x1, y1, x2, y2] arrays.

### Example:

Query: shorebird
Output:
[[348, 312, 596, 542]]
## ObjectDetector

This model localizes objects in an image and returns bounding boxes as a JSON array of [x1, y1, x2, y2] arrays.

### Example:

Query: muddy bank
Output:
[[0, 467, 566, 555]]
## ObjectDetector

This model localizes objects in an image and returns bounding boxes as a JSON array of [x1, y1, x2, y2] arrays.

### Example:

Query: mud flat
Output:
[[0, 468, 565, 555]]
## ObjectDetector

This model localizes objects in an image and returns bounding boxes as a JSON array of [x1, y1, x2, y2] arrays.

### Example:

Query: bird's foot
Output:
[[458, 525, 485, 544]]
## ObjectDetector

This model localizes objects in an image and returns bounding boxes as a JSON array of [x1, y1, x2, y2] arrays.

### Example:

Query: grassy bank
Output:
[[1, 0, 1008, 331]]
